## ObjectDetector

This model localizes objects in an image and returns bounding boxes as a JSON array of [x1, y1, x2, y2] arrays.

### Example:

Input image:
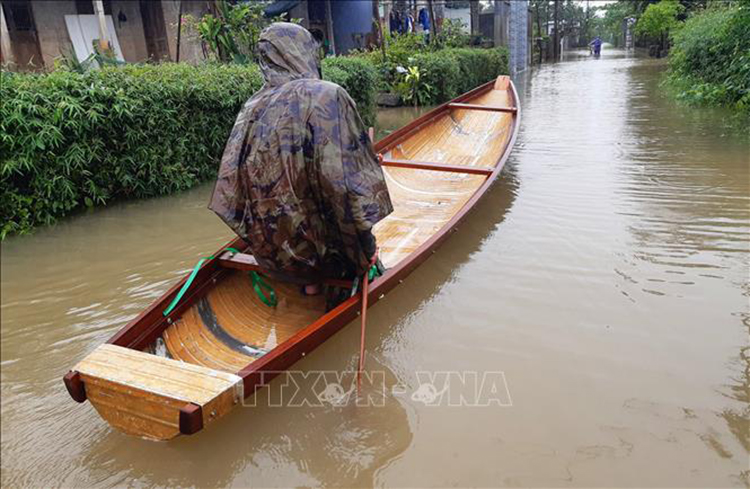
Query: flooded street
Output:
[[2, 50, 748, 487]]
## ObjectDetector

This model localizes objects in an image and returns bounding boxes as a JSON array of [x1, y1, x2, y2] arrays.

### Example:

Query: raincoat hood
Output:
[[210, 22, 392, 288], [258, 22, 320, 86]]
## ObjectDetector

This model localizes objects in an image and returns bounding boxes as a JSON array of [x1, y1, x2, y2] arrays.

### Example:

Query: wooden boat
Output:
[[63, 76, 520, 440]]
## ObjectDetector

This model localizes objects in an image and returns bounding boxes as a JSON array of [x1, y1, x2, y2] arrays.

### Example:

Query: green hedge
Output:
[[321, 56, 378, 127], [667, 3, 750, 111], [1, 45, 502, 238], [411, 47, 509, 105], [360, 46, 509, 106], [0, 61, 377, 238]]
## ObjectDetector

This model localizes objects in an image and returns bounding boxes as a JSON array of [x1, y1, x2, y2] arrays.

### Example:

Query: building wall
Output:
[[29, 0, 76, 67], [443, 6, 470, 32], [478, 11, 493, 40], [161, 0, 208, 64], [28, 0, 150, 66], [493, 0, 509, 48], [110, 0, 148, 62]]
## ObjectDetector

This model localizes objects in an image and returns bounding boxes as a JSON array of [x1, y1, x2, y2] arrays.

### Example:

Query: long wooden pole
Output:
[[356, 266, 371, 392], [93, 0, 111, 51], [175, 0, 183, 63], [324, 0, 336, 55]]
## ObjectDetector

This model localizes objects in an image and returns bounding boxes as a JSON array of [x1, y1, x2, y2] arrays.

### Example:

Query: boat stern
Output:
[[63, 344, 243, 441]]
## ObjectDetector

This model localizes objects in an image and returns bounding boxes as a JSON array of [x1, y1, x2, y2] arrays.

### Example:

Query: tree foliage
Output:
[[635, 0, 684, 41], [186, 0, 288, 64], [667, 1, 750, 111]]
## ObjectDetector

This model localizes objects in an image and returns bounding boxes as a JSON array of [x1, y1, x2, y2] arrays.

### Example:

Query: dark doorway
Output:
[[2, 0, 43, 70], [139, 0, 170, 61], [74, 0, 112, 15]]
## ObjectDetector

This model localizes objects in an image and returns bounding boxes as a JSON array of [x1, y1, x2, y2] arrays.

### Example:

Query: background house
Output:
[[0, 0, 208, 70], [265, 0, 378, 55], [1, 0, 529, 73]]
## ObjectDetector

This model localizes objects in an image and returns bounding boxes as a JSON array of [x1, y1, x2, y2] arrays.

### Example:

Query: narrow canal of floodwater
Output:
[[2, 50, 748, 488]]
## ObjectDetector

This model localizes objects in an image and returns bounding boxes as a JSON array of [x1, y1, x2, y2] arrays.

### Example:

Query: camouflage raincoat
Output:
[[209, 23, 393, 284]]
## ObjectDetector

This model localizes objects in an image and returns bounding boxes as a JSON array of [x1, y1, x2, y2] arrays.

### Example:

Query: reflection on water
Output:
[[2, 50, 749, 487]]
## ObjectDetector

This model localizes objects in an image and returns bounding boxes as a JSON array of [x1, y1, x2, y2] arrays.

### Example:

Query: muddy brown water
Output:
[[2, 51, 749, 488]]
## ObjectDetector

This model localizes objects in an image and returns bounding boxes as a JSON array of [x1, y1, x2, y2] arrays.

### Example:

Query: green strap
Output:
[[163, 256, 212, 317], [162, 247, 243, 317], [368, 264, 379, 281], [251, 271, 277, 307], [225, 248, 277, 307]]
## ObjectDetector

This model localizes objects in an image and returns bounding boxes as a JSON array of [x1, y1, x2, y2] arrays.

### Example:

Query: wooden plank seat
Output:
[[217, 250, 261, 271], [447, 102, 517, 113], [380, 158, 494, 175], [70, 344, 242, 440], [218, 251, 352, 288]]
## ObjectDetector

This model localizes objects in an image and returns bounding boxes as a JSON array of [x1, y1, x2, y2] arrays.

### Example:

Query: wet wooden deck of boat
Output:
[[161, 84, 514, 373], [163, 272, 327, 372], [374, 86, 513, 266]]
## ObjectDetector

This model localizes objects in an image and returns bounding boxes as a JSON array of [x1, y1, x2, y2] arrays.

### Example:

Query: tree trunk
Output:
[[470, 0, 479, 37], [375, 0, 386, 61], [553, 0, 560, 61], [427, 0, 437, 42]]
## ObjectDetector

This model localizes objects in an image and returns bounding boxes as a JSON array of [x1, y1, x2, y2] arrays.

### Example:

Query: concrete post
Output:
[[0, 3, 13, 65], [493, 0, 502, 47]]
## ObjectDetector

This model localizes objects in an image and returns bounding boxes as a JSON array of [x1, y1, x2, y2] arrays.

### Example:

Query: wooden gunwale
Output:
[[98, 77, 520, 407]]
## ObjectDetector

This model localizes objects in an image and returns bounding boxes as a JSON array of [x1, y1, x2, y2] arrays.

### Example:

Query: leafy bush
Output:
[[356, 30, 495, 96], [356, 32, 428, 90], [406, 47, 509, 105], [448, 47, 509, 95], [394, 66, 436, 106], [321, 56, 378, 126], [667, 2, 750, 111], [1, 39, 505, 237], [0, 60, 376, 238], [434, 18, 472, 48]]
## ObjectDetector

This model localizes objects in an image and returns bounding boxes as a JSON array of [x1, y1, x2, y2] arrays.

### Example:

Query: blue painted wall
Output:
[[330, 1, 374, 54]]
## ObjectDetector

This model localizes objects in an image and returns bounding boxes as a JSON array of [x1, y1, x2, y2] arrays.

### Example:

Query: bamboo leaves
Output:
[[0, 63, 264, 238]]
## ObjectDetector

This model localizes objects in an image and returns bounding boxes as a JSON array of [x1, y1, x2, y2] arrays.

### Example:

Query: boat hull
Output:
[[64, 76, 521, 440]]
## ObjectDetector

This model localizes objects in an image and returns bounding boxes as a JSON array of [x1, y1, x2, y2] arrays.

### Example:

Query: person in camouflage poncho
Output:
[[209, 22, 393, 290]]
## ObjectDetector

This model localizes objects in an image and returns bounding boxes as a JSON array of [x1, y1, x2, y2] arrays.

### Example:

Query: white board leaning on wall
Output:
[[65, 14, 125, 64]]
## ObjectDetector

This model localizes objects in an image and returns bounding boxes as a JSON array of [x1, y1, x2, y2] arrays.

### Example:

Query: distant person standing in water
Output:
[[590, 36, 603, 57]]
